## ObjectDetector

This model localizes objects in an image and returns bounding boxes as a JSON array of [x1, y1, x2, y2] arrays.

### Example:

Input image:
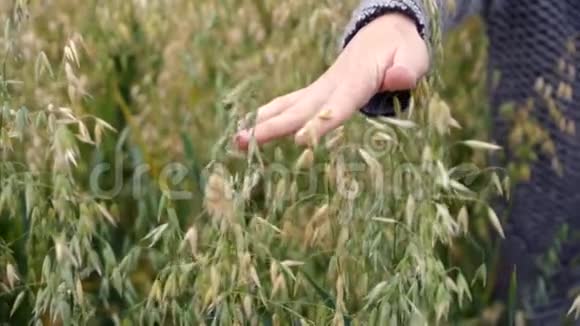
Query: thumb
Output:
[[381, 42, 429, 92]]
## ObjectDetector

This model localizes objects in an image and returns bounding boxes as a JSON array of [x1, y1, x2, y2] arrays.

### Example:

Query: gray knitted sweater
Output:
[[344, 0, 580, 323]]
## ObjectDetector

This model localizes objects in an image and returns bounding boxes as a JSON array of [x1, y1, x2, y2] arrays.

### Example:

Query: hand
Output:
[[235, 13, 429, 150]]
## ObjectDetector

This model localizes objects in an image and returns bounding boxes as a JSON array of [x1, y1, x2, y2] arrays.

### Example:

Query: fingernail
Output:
[[233, 133, 247, 151], [238, 130, 253, 145], [237, 130, 249, 139]]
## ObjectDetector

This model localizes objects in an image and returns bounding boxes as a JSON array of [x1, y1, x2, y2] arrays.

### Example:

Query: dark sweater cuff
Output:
[[360, 90, 412, 117]]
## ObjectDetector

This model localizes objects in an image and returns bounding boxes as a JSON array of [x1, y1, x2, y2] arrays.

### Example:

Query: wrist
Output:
[[342, 1, 427, 48], [369, 13, 421, 36]]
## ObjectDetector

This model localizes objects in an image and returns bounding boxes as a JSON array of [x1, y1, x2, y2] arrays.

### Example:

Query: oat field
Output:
[[0, 0, 507, 324]]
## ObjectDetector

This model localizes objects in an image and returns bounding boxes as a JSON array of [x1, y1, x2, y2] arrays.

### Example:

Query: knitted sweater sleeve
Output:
[[343, 0, 486, 116]]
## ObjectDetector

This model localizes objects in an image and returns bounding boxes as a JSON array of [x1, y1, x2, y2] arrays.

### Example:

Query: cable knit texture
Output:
[[344, 0, 580, 324]]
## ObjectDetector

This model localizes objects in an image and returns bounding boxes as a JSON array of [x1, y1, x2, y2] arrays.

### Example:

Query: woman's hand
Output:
[[235, 13, 429, 150]]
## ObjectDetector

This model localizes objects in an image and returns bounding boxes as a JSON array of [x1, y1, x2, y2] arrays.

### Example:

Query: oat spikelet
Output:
[[274, 178, 287, 202], [325, 130, 343, 150], [462, 140, 502, 151], [204, 265, 221, 307], [181, 226, 198, 257], [568, 294, 580, 319], [336, 274, 345, 305], [270, 261, 279, 284], [405, 195, 416, 226], [487, 207, 505, 238], [149, 279, 162, 303], [358, 148, 381, 176], [325, 163, 336, 187], [296, 119, 320, 147], [311, 204, 329, 225], [295, 148, 314, 170], [457, 206, 469, 234], [534, 77, 545, 93], [422, 146, 433, 163], [55, 237, 73, 265], [74, 278, 84, 304], [317, 108, 333, 120], [243, 295, 253, 318], [336, 227, 349, 252], [241, 171, 260, 200], [250, 266, 262, 288], [271, 275, 285, 298], [204, 166, 234, 222], [558, 58, 567, 74], [428, 96, 454, 134], [6, 264, 19, 289]]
